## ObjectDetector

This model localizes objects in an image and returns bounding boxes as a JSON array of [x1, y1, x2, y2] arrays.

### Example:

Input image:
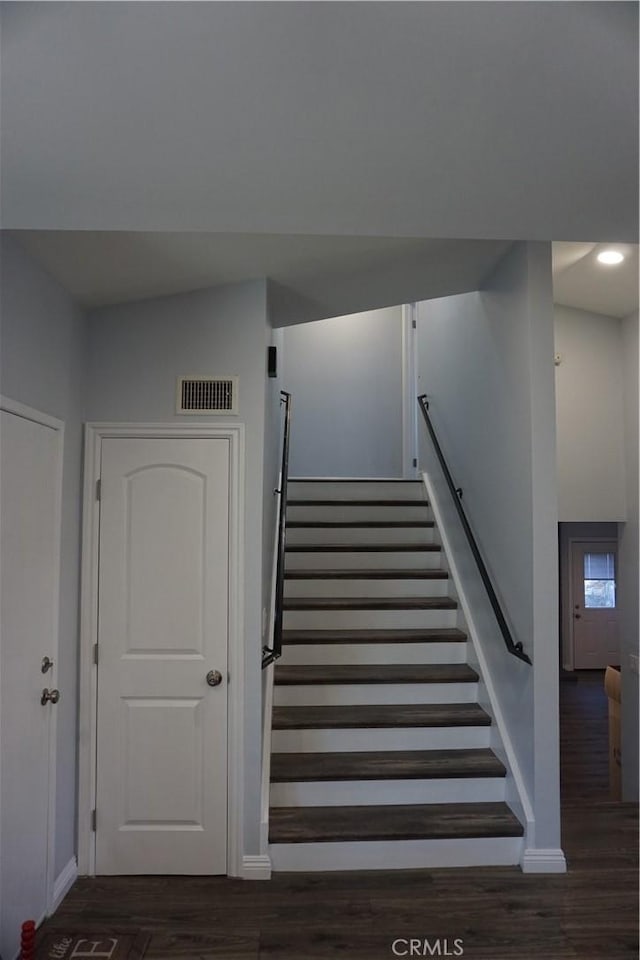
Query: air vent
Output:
[[177, 377, 238, 415]]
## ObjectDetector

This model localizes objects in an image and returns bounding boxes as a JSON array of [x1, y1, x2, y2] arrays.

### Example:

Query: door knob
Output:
[[206, 670, 223, 687], [41, 688, 60, 705], [574, 613, 581, 620], [41, 656, 54, 674]]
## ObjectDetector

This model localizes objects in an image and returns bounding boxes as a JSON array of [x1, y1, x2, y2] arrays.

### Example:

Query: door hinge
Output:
[[412, 458, 418, 468], [412, 319, 417, 329], [91, 809, 97, 832], [93, 643, 99, 666], [96, 478, 101, 501]]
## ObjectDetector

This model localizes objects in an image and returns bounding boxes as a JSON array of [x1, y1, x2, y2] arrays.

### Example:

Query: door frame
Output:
[[78, 422, 245, 877], [564, 535, 618, 671], [0, 396, 64, 915]]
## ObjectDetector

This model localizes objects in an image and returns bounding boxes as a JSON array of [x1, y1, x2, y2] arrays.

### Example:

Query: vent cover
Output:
[[177, 377, 238, 415]]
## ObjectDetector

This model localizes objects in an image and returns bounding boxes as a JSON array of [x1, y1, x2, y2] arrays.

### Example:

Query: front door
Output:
[[0, 405, 62, 958], [95, 437, 230, 874], [571, 540, 619, 670]]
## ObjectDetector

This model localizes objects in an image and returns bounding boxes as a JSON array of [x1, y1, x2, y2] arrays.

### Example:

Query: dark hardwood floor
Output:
[[41, 670, 638, 959], [560, 669, 610, 801]]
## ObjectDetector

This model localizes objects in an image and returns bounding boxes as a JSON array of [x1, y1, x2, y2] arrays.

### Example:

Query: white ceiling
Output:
[[552, 242, 639, 319], [10, 231, 637, 323], [9, 230, 513, 323], [2, 4, 637, 323], [1, 2, 637, 242]]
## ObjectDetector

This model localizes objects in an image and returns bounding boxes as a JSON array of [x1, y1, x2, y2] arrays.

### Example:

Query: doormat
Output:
[[35, 932, 150, 960]]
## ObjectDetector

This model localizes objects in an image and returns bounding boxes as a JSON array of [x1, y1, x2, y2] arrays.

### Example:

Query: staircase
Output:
[[268, 478, 524, 871]]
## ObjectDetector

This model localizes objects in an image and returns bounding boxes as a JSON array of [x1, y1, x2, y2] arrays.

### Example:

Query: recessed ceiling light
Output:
[[597, 250, 624, 265]]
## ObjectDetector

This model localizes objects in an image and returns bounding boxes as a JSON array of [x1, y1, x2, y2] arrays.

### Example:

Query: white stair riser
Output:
[[284, 578, 450, 598], [288, 481, 424, 500], [287, 505, 431, 523], [281, 641, 468, 665], [285, 550, 442, 570], [270, 776, 505, 807], [283, 608, 458, 630], [273, 681, 478, 706], [272, 726, 491, 753], [286, 526, 435, 546], [269, 836, 523, 871]]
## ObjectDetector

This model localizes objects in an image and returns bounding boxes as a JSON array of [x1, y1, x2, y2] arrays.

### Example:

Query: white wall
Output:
[[0, 234, 87, 879], [416, 242, 562, 856], [282, 306, 404, 477], [86, 279, 270, 858], [618, 311, 639, 800], [554, 305, 626, 521]]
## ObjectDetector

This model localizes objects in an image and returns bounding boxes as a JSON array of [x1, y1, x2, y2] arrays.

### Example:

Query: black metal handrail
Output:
[[262, 391, 292, 668], [417, 395, 532, 665]]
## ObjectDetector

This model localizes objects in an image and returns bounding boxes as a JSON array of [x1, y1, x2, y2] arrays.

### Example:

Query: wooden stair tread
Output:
[[274, 663, 478, 685], [271, 748, 506, 782], [289, 478, 420, 483], [285, 569, 448, 580], [272, 703, 491, 729], [283, 596, 457, 611], [287, 499, 428, 507], [282, 628, 467, 645], [286, 543, 441, 553], [287, 520, 434, 528], [269, 802, 524, 843]]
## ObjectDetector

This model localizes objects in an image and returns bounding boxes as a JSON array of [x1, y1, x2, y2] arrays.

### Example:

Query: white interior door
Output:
[[571, 540, 619, 669], [0, 405, 62, 958], [95, 437, 230, 875]]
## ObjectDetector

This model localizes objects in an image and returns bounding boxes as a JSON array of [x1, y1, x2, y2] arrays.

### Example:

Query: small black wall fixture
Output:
[[268, 346, 278, 378]]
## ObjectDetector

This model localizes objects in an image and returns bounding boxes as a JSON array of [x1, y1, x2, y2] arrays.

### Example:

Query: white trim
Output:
[[50, 857, 78, 913], [521, 848, 567, 873], [0, 397, 64, 917], [0, 396, 65, 432], [260, 488, 281, 854], [78, 421, 245, 878], [421, 469, 537, 851], [241, 854, 272, 879], [401, 304, 419, 479]]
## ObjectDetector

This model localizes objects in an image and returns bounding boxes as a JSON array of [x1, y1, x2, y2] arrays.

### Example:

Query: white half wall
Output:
[[554, 305, 626, 522], [86, 279, 270, 858], [416, 242, 561, 853], [282, 306, 403, 477], [618, 310, 639, 801], [0, 234, 87, 880]]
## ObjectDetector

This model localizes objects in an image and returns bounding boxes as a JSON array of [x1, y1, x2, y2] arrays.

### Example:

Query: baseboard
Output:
[[241, 854, 272, 880], [51, 856, 78, 913], [260, 818, 269, 852], [521, 848, 567, 874]]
